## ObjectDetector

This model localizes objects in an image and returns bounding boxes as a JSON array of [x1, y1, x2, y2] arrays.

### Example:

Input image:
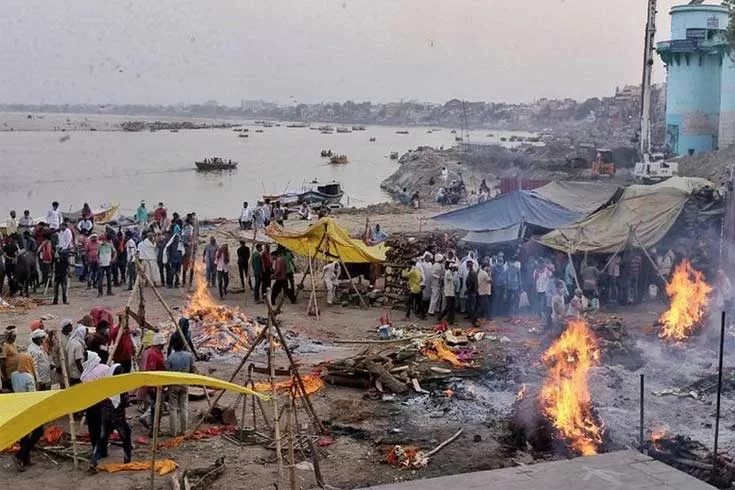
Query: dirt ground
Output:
[[3, 208, 735, 489]]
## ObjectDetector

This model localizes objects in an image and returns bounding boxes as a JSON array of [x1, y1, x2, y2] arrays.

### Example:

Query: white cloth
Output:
[[46, 209, 62, 229], [81, 351, 109, 382], [137, 238, 157, 261], [420, 260, 433, 300], [322, 262, 339, 304], [6, 218, 18, 235], [77, 219, 93, 234], [428, 263, 444, 314], [142, 260, 160, 285], [28, 342, 52, 385], [239, 206, 253, 223], [58, 228, 73, 250], [125, 238, 137, 263]]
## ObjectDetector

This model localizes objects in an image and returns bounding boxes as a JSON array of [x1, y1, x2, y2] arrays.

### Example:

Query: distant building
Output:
[[657, 3, 733, 155]]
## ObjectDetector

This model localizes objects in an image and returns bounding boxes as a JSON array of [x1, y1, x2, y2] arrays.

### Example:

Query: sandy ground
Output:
[[3, 208, 735, 489]]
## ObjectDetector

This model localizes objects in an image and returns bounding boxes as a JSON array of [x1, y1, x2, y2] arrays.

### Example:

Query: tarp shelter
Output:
[[0, 372, 267, 451], [540, 176, 715, 254], [432, 191, 582, 245], [531, 181, 621, 215], [266, 217, 386, 263]]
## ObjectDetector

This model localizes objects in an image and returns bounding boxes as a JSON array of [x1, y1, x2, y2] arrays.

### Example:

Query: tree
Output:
[[724, 1, 735, 46]]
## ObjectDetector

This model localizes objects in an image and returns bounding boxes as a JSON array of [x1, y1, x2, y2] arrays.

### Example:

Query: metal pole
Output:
[[713, 311, 726, 469], [639, 374, 645, 450]]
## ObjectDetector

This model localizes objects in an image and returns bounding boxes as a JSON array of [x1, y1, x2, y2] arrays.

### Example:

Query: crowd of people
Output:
[[0, 311, 199, 473]]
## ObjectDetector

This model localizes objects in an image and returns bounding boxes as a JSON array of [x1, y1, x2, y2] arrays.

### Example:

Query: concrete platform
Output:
[[366, 450, 716, 489]]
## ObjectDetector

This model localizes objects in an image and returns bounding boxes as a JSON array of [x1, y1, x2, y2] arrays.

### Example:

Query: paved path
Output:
[[365, 450, 716, 489]]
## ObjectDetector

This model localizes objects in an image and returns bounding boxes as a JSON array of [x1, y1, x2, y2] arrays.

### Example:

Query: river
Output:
[[0, 112, 532, 219]]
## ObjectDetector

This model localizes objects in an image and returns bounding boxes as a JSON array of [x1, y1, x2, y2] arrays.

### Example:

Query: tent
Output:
[[266, 217, 386, 263], [0, 371, 267, 451], [432, 191, 582, 245], [531, 181, 621, 214], [539, 176, 715, 254]]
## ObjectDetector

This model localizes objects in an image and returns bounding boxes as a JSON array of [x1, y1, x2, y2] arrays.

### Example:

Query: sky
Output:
[[0, 0, 688, 106]]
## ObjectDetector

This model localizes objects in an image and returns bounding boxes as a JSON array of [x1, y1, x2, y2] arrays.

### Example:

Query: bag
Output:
[[519, 291, 530, 309]]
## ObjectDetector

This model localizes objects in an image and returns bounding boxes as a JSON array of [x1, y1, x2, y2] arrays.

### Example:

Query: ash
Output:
[[591, 332, 735, 452]]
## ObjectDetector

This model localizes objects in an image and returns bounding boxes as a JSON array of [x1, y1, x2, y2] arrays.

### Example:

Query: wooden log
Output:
[[324, 373, 371, 389], [363, 359, 407, 394]]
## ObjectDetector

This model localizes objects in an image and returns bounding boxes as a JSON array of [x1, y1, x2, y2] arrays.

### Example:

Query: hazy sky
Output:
[[0, 0, 685, 105]]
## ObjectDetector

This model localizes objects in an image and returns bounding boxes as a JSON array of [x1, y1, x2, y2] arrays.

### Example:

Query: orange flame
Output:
[[650, 424, 667, 451], [517, 384, 527, 401], [658, 260, 712, 342], [539, 318, 603, 456], [186, 262, 256, 354]]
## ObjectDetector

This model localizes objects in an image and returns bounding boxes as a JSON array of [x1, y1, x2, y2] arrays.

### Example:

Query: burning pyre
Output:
[[658, 260, 712, 342], [186, 262, 261, 355], [539, 318, 604, 456]]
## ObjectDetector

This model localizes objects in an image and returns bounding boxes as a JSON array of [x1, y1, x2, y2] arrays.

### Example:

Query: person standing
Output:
[[28, 330, 52, 390], [477, 264, 492, 322], [253, 202, 266, 230], [153, 202, 167, 230], [52, 247, 70, 305], [81, 351, 110, 453], [135, 201, 148, 227], [492, 255, 508, 316], [237, 240, 251, 290], [272, 202, 284, 226], [18, 210, 32, 234], [252, 244, 263, 302], [534, 262, 553, 319], [11, 354, 44, 472], [144, 333, 167, 435], [90, 364, 132, 471], [506, 259, 522, 316], [112, 231, 127, 287], [203, 237, 218, 287], [550, 280, 567, 337], [97, 236, 116, 297], [322, 261, 340, 305], [270, 248, 294, 305], [85, 233, 100, 289], [165, 335, 196, 437], [109, 318, 135, 374], [465, 261, 478, 323], [216, 243, 230, 299], [124, 231, 137, 290], [438, 262, 458, 325], [402, 259, 424, 319], [137, 232, 159, 286], [261, 244, 273, 298], [181, 215, 195, 288], [284, 248, 297, 301], [428, 254, 444, 315], [164, 232, 183, 288], [6, 210, 18, 237], [46, 201, 62, 231], [66, 324, 87, 385], [420, 253, 433, 316], [156, 233, 167, 286], [239, 202, 253, 230]]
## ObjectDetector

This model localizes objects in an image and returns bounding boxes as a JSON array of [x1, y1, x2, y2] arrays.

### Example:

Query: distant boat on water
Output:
[[396, 130, 409, 135], [195, 157, 238, 171]]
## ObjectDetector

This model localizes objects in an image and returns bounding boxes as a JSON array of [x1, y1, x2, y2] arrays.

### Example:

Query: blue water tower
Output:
[[657, 3, 730, 156]]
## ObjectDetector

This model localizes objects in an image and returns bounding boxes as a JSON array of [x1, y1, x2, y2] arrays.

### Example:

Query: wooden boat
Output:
[[195, 158, 238, 171], [255, 129, 264, 133], [336, 127, 352, 133], [389, 152, 399, 160], [395, 130, 409, 135], [299, 182, 344, 206], [369, 137, 376, 142], [59, 203, 121, 224], [321, 149, 333, 157], [238, 133, 249, 138], [329, 154, 348, 164]]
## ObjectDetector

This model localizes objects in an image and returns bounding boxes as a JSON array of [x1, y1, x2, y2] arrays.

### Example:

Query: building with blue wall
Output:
[[657, 4, 732, 156]]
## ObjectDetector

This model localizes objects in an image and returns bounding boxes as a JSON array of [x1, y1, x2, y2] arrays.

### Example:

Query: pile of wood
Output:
[[322, 348, 419, 394], [644, 435, 735, 489], [588, 315, 644, 369]]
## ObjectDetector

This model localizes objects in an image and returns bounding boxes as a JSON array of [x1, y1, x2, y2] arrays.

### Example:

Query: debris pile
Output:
[[0, 296, 42, 311], [587, 315, 643, 369]]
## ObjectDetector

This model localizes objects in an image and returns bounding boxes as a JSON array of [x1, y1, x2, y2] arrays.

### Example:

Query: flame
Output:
[[185, 262, 258, 354], [517, 384, 527, 401], [252, 373, 325, 396], [658, 261, 712, 342], [539, 318, 603, 456], [650, 425, 668, 451]]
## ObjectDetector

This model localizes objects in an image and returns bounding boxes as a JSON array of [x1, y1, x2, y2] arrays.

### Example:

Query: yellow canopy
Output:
[[0, 372, 267, 451], [266, 217, 386, 263]]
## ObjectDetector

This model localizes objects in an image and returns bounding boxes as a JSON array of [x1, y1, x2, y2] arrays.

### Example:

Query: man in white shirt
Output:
[[76, 217, 94, 236], [137, 231, 159, 286], [125, 231, 138, 290], [239, 202, 253, 230], [28, 330, 52, 390], [57, 221, 74, 251], [17, 210, 33, 233], [46, 201, 62, 231], [6, 210, 18, 236]]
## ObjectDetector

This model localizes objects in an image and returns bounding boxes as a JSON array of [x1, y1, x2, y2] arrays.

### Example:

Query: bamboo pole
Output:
[[631, 230, 670, 289], [287, 388, 296, 490], [337, 254, 367, 309], [266, 294, 284, 477], [296, 223, 329, 294], [55, 334, 79, 470], [307, 257, 319, 319], [150, 386, 163, 490]]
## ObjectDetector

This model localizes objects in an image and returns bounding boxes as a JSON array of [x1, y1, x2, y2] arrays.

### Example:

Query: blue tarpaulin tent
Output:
[[432, 191, 582, 245]]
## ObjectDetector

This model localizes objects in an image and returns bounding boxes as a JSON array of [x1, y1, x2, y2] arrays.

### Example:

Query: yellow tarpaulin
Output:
[[266, 217, 386, 263], [0, 372, 268, 451]]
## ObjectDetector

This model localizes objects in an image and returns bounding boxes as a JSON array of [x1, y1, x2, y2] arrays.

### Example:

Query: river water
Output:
[[0, 113, 529, 219]]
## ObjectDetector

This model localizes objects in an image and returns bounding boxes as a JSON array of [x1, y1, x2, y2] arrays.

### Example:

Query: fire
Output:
[[186, 262, 259, 354], [252, 373, 325, 397], [517, 384, 527, 401], [650, 425, 668, 451], [539, 318, 603, 456], [658, 260, 712, 342]]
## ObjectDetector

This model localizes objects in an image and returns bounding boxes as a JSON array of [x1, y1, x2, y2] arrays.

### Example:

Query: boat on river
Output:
[[195, 158, 238, 171]]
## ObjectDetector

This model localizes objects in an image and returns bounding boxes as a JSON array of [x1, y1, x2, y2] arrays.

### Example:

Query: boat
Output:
[[170, 129, 179, 133], [329, 154, 348, 164], [320, 149, 333, 157], [320, 130, 333, 134], [369, 137, 376, 142], [396, 130, 409, 135], [336, 127, 352, 133], [318, 125, 334, 132], [500, 137, 507, 142], [389, 152, 399, 160], [195, 158, 238, 171], [299, 182, 344, 206], [263, 123, 273, 128], [450, 129, 457, 134], [63, 204, 121, 224], [238, 133, 249, 138], [351, 125, 366, 131], [255, 129, 264, 133], [287, 123, 308, 128], [455, 136, 463, 142]]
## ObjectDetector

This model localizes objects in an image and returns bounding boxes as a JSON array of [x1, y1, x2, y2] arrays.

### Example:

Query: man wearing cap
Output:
[[28, 330, 52, 390], [428, 254, 445, 316], [143, 333, 167, 435], [135, 201, 148, 227]]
